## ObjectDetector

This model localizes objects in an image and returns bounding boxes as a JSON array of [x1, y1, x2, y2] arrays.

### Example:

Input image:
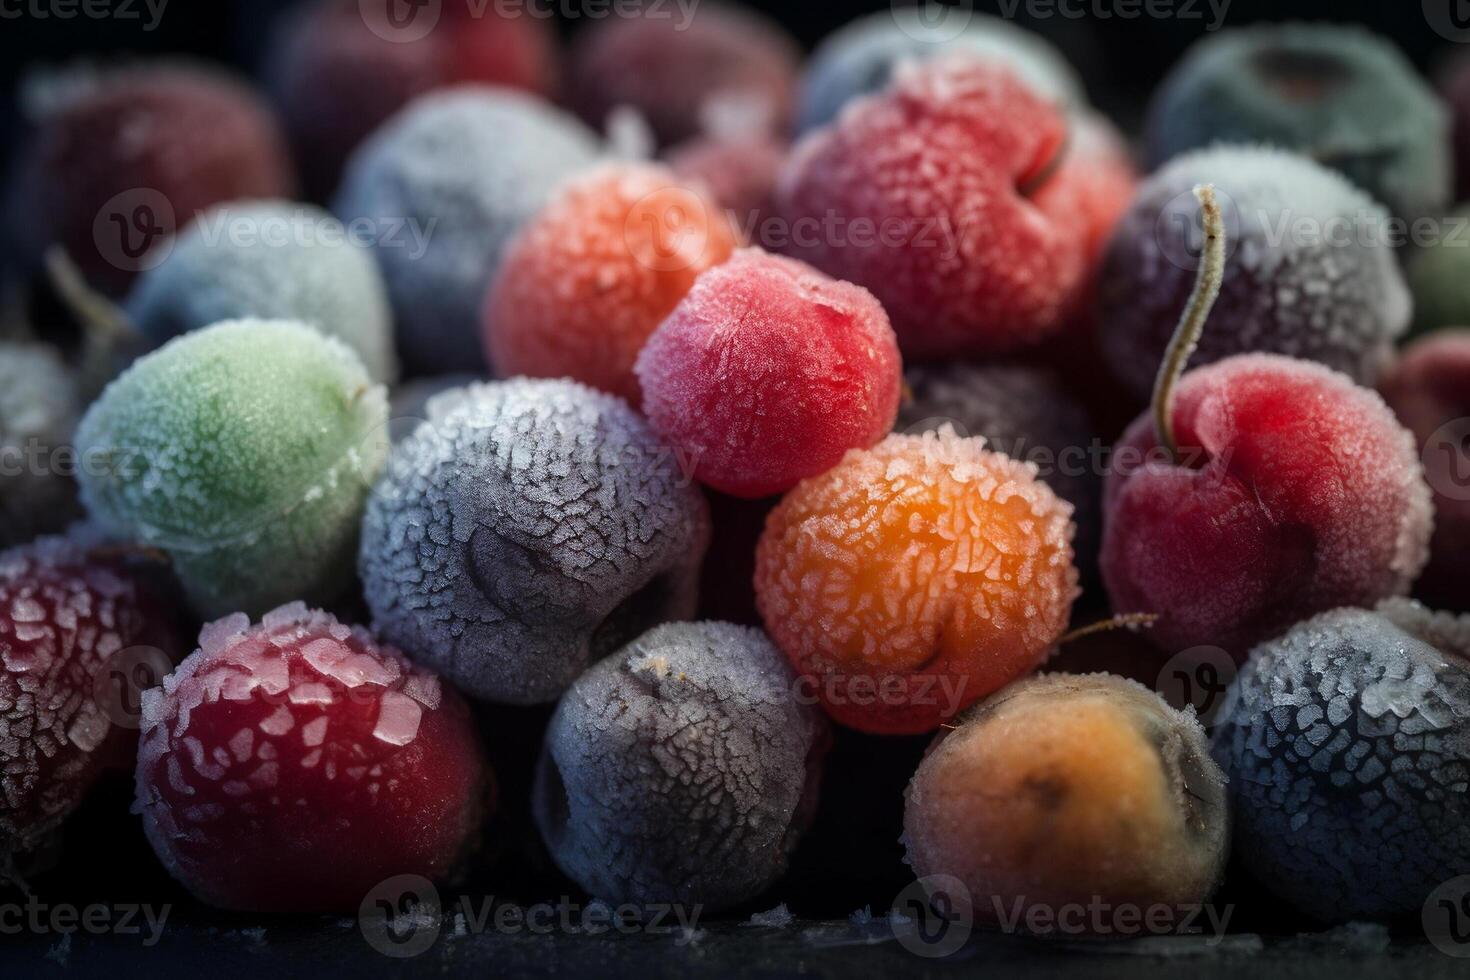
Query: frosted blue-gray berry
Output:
[[125, 200, 396, 382], [359, 379, 710, 704], [0, 343, 82, 547], [534, 622, 828, 910], [1144, 23, 1449, 218], [797, 9, 1081, 133], [1099, 145, 1409, 399], [333, 88, 602, 376], [1212, 600, 1470, 922]]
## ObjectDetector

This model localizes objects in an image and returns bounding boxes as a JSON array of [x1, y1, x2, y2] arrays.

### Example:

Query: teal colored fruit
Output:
[[76, 319, 388, 617]]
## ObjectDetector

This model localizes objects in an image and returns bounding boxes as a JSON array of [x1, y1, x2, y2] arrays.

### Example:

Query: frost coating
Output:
[[360, 378, 711, 704], [904, 673, 1229, 925], [126, 200, 396, 382], [75, 319, 389, 618], [898, 363, 1100, 570], [797, 9, 1083, 133], [533, 622, 827, 911], [1213, 603, 1470, 921], [1099, 145, 1409, 398], [0, 344, 81, 547], [333, 87, 602, 375], [754, 428, 1078, 734], [1144, 23, 1449, 219], [1, 535, 178, 860], [134, 603, 488, 913]]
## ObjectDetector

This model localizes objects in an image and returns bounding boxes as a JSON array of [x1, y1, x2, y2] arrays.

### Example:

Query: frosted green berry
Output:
[[76, 319, 389, 617]]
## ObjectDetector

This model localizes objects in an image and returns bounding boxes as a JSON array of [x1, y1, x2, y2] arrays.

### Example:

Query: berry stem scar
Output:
[[1152, 184, 1225, 463]]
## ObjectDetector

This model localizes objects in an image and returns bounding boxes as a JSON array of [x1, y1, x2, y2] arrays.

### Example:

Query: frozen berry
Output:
[[134, 603, 489, 913], [534, 622, 827, 911], [1104, 353, 1431, 657], [1379, 331, 1470, 612], [778, 57, 1087, 359], [1213, 601, 1470, 922], [125, 200, 396, 382], [0, 343, 83, 548], [797, 8, 1082, 133], [485, 162, 739, 405], [635, 249, 901, 499], [265, 0, 557, 197], [1404, 205, 1470, 337], [1099, 146, 1408, 399], [1442, 55, 1470, 202], [567, 4, 799, 147], [360, 379, 710, 705], [1055, 111, 1138, 276], [76, 320, 389, 619], [7, 63, 295, 296], [666, 133, 787, 248], [2, 533, 185, 864], [1144, 24, 1449, 218], [897, 363, 1101, 576], [904, 673, 1228, 930], [333, 87, 603, 376], [755, 429, 1078, 734]]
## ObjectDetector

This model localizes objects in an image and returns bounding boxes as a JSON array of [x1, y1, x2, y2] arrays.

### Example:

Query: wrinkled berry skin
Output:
[[333, 88, 602, 377], [904, 673, 1229, 931], [1, 534, 185, 863], [1098, 146, 1409, 399], [134, 603, 490, 914], [265, 0, 557, 198], [8, 63, 295, 296], [1213, 601, 1470, 922], [1101, 355, 1432, 659], [534, 622, 827, 911], [1144, 23, 1449, 218], [1379, 331, 1470, 612], [360, 379, 710, 705]]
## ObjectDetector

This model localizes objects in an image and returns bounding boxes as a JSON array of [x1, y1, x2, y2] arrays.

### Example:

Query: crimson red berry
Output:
[[667, 132, 788, 248], [10, 63, 295, 296], [636, 248, 902, 499], [1379, 331, 1470, 612], [1, 535, 185, 864], [776, 57, 1087, 359], [266, 0, 558, 197], [134, 603, 490, 912], [1102, 354, 1433, 657]]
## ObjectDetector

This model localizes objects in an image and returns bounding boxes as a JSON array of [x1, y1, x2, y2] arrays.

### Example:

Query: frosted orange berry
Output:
[[484, 162, 739, 406], [754, 428, 1078, 734]]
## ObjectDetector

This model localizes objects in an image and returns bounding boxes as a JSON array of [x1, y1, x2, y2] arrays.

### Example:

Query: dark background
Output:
[[0, 0, 1458, 127]]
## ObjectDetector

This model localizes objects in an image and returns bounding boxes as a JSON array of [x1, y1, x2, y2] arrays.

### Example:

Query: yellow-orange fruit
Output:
[[903, 673, 1229, 934], [754, 428, 1077, 734]]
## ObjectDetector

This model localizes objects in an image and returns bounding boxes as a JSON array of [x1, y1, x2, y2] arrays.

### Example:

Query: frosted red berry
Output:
[[636, 248, 902, 499], [776, 57, 1087, 359], [134, 603, 490, 912], [1101, 354, 1433, 657]]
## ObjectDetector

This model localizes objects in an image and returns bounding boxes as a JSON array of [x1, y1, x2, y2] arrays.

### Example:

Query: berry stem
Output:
[[1152, 184, 1225, 463], [44, 247, 145, 400], [1058, 613, 1161, 647]]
